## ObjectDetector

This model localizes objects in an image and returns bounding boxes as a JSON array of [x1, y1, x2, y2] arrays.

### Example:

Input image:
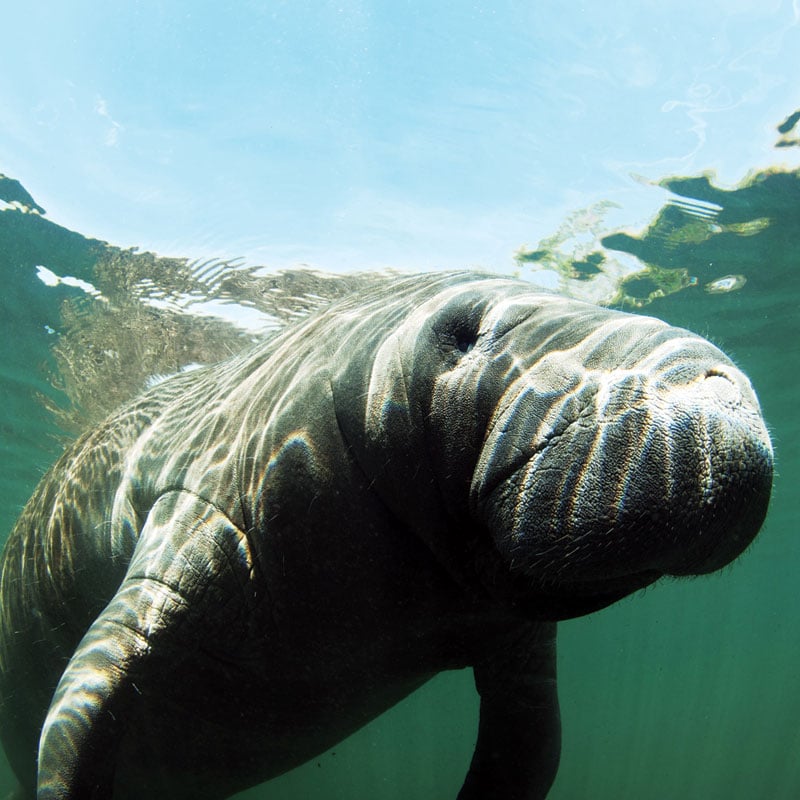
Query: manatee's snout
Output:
[[471, 330, 773, 602], [654, 363, 773, 575]]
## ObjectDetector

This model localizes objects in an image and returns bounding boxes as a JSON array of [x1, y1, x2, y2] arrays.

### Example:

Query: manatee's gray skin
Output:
[[0, 273, 773, 799]]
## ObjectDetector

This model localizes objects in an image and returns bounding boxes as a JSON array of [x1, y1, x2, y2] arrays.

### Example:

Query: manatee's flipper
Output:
[[458, 623, 560, 800], [37, 491, 257, 799]]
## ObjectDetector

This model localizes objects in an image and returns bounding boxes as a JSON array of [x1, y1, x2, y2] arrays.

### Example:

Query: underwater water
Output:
[[1, 2, 800, 798]]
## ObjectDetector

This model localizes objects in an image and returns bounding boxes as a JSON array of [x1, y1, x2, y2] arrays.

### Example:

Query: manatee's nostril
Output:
[[704, 367, 733, 381], [702, 368, 741, 405]]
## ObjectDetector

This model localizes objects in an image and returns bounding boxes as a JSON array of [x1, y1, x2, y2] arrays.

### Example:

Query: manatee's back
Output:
[[0, 397, 167, 793], [0, 270, 503, 794]]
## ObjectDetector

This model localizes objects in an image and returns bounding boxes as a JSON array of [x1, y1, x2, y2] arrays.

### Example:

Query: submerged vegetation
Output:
[[516, 109, 800, 309], [516, 166, 800, 309]]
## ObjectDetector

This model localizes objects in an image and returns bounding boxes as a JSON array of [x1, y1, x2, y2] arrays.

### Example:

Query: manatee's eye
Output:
[[438, 313, 482, 358], [454, 325, 478, 354], [432, 293, 487, 360]]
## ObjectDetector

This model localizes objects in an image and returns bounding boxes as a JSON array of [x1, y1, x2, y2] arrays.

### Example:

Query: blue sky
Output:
[[2, 0, 799, 273]]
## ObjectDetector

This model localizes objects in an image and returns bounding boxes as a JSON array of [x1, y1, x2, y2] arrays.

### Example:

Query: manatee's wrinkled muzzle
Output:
[[471, 343, 773, 593]]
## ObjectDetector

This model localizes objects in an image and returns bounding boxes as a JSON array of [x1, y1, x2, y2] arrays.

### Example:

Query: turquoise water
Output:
[[1, 3, 800, 798], [1, 161, 798, 798]]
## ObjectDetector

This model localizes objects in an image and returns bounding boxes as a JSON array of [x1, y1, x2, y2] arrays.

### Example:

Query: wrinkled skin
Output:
[[0, 273, 773, 799]]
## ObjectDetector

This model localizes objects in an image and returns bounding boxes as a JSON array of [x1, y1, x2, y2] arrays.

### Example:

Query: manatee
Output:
[[0, 272, 772, 799]]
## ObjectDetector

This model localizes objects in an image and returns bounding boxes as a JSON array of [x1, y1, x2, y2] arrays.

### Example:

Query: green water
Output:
[[0, 167, 798, 798]]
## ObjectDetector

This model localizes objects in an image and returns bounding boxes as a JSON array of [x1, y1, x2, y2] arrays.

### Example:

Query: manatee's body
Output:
[[0, 273, 772, 799]]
